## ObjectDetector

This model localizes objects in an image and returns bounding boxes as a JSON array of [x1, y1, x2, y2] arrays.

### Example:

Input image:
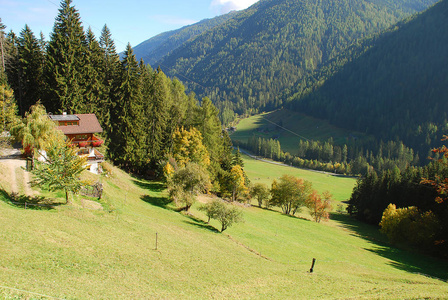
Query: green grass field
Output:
[[0, 159, 447, 299], [242, 153, 356, 203], [231, 109, 372, 155]]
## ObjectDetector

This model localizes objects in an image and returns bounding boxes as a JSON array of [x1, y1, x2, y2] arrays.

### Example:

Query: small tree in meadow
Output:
[[306, 190, 333, 222], [167, 162, 210, 212], [199, 199, 223, 223], [199, 199, 244, 232], [270, 174, 312, 215], [250, 183, 270, 208], [215, 202, 244, 232], [31, 135, 87, 204]]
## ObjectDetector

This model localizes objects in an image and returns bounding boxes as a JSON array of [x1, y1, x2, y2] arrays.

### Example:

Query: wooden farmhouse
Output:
[[48, 113, 104, 174]]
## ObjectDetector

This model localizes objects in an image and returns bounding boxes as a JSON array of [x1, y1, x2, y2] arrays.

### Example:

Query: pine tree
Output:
[[83, 27, 103, 114], [17, 25, 45, 115], [44, 0, 87, 113], [146, 67, 169, 165], [98, 24, 119, 136], [110, 44, 146, 171]]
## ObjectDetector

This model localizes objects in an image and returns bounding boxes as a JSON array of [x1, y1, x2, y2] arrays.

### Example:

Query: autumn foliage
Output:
[[305, 190, 333, 223]]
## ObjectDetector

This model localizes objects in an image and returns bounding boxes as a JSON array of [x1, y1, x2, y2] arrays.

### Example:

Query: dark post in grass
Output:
[[155, 232, 158, 250], [310, 258, 316, 273]]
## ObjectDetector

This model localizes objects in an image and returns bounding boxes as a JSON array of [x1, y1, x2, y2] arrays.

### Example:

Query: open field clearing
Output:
[[231, 109, 372, 155], [0, 159, 447, 299]]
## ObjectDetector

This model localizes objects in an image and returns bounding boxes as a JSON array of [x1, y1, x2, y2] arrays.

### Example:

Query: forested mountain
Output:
[[132, 11, 237, 66], [156, 0, 438, 122], [291, 0, 448, 158]]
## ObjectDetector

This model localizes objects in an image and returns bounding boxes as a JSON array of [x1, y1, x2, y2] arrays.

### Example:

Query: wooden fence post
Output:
[[310, 258, 316, 273]]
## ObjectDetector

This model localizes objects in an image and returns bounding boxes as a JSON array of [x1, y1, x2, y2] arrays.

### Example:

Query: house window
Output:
[[76, 134, 88, 140], [78, 149, 89, 155]]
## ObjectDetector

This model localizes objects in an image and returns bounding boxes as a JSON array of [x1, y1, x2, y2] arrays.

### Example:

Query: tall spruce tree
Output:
[[110, 44, 146, 171], [84, 27, 103, 114], [146, 67, 169, 166], [17, 25, 44, 115], [44, 0, 87, 114], [98, 24, 119, 136]]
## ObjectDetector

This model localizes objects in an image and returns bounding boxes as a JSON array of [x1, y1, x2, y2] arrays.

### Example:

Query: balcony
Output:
[[71, 135, 104, 148]]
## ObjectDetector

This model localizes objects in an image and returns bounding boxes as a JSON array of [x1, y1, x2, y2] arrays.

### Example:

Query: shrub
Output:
[[379, 204, 440, 247]]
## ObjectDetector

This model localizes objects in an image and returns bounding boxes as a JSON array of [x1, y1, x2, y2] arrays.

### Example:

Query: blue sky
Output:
[[0, 0, 259, 52]]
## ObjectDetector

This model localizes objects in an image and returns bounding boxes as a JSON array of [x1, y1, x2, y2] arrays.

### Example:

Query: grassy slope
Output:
[[0, 160, 447, 299], [231, 109, 372, 155]]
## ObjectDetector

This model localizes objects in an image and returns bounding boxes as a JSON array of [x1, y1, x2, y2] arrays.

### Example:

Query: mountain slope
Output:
[[132, 12, 237, 65], [157, 0, 438, 117], [291, 0, 448, 156]]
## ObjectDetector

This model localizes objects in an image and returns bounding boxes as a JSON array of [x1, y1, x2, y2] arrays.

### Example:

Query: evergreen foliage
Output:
[[44, 0, 87, 113], [157, 0, 437, 121], [290, 0, 448, 162], [347, 160, 448, 257]]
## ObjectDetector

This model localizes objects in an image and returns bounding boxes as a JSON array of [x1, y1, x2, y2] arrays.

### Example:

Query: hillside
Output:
[[1, 156, 448, 298], [157, 0, 438, 119], [291, 0, 448, 157], [230, 109, 371, 155], [132, 12, 237, 66]]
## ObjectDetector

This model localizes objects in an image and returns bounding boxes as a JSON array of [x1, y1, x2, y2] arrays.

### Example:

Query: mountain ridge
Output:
[[154, 0, 438, 119]]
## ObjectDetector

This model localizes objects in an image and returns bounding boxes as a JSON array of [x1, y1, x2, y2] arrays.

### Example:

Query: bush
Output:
[[379, 204, 440, 247]]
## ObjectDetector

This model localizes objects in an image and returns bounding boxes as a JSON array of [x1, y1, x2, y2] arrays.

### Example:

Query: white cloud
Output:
[[210, 0, 259, 15]]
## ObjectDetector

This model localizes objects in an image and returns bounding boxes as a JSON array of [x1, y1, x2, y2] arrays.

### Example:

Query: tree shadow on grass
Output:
[[140, 194, 177, 211], [183, 214, 220, 233], [331, 212, 448, 281], [0, 189, 62, 210], [132, 180, 165, 192]]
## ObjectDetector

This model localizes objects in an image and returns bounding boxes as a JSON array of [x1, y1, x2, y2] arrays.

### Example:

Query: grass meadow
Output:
[[230, 109, 372, 155], [0, 159, 447, 299]]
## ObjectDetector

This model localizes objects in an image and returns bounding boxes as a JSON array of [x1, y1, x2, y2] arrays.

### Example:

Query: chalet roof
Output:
[[51, 113, 103, 135], [49, 114, 79, 121]]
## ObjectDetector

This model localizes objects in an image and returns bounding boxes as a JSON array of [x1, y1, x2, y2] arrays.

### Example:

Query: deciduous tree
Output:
[[270, 174, 312, 215], [250, 183, 270, 208], [31, 134, 86, 204], [305, 190, 333, 222], [167, 162, 210, 212]]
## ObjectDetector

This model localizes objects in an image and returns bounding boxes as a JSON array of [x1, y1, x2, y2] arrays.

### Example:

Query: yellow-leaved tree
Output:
[[171, 126, 210, 168]]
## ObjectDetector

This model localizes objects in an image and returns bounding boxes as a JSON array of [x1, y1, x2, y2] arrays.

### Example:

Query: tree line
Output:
[[236, 135, 419, 176], [347, 154, 448, 258]]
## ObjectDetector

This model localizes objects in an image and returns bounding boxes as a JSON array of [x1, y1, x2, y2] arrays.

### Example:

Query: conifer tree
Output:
[[98, 24, 119, 136], [146, 67, 169, 165], [44, 0, 87, 113], [83, 27, 103, 114], [110, 44, 146, 171], [17, 25, 44, 115]]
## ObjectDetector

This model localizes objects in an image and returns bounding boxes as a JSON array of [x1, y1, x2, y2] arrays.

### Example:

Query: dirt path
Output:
[[0, 154, 32, 195]]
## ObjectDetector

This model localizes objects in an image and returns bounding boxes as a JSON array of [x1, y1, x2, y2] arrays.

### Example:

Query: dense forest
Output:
[[290, 0, 448, 161], [0, 0, 242, 197], [156, 0, 437, 123]]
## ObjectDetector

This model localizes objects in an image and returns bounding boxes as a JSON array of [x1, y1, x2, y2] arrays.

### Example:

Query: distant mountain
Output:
[[132, 11, 237, 66], [156, 0, 438, 121], [291, 0, 448, 156]]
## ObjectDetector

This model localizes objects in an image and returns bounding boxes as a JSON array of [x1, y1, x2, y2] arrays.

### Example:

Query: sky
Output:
[[0, 0, 260, 52]]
